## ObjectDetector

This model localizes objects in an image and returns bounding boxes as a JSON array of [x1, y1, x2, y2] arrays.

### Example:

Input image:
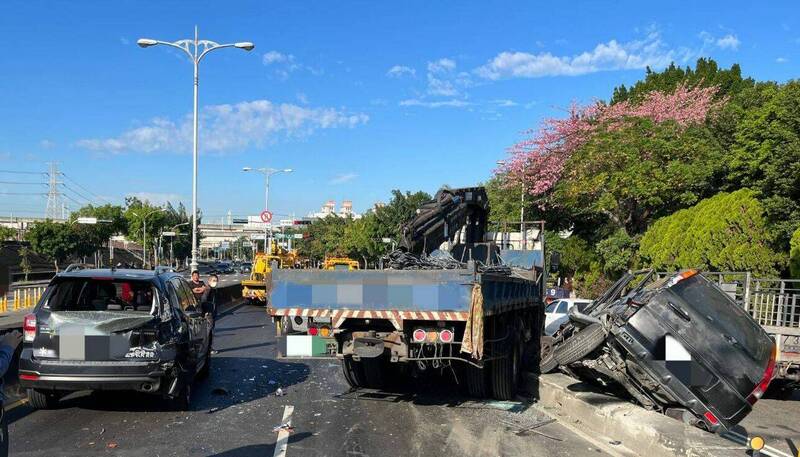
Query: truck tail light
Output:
[[319, 326, 331, 337], [412, 329, 426, 343], [308, 327, 319, 336], [19, 373, 39, 381], [747, 344, 777, 405], [439, 329, 454, 343], [23, 314, 37, 342]]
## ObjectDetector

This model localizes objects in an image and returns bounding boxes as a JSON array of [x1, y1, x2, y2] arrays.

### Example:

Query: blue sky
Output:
[[0, 1, 797, 222]]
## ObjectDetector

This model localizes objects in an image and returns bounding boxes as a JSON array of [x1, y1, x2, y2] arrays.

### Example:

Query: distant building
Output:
[[309, 200, 361, 219]]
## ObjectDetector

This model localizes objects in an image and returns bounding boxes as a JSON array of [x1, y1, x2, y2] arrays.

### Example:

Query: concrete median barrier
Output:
[[526, 372, 750, 457]]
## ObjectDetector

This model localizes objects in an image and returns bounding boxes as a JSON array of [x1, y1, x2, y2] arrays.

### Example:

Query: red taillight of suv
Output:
[[23, 314, 37, 342], [747, 344, 777, 405]]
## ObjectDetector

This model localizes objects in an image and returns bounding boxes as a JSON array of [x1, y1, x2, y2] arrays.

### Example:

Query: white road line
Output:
[[273, 405, 294, 457]]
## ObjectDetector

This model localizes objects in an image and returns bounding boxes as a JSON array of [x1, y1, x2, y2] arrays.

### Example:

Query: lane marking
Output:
[[273, 405, 294, 457]]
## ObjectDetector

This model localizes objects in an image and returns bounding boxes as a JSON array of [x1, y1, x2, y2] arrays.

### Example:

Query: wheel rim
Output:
[[541, 337, 554, 362]]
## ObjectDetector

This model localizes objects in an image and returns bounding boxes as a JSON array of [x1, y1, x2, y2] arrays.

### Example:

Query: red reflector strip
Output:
[[703, 411, 719, 426], [19, 373, 39, 381]]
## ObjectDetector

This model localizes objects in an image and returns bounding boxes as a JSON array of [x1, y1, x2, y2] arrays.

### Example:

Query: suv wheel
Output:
[[27, 389, 61, 409], [554, 323, 606, 366]]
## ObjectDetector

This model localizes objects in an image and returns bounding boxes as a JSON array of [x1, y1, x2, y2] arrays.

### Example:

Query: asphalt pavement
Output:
[[8, 302, 618, 457]]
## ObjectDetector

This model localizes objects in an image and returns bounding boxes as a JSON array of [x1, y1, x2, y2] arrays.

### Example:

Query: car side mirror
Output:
[[549, 251, 561, 274]]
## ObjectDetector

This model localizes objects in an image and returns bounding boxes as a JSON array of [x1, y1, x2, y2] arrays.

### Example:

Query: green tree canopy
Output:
[[638, 189, 785, 276], [729, 80, 800, 248], [556, 118, 724, 235], [790, 227, 800, 279], [25, 220, 78, 271], [0, 225, 15, 241]]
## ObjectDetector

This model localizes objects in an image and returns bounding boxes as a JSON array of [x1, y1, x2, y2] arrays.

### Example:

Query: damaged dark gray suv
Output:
[[541, 269, 776, 433], [19, 267, 213, 410]]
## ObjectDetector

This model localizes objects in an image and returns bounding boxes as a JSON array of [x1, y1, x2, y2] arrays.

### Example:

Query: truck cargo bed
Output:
[[271, 268, 541, 316]]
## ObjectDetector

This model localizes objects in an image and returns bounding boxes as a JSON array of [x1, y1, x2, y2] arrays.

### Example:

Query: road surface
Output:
[[8, 302, 618, 457]]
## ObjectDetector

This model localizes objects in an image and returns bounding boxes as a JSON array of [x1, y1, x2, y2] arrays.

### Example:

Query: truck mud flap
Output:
[[353, 337, 385, 358]]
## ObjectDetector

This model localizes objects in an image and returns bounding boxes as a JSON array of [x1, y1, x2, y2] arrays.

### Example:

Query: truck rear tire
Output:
[[491, 341, 520, 400], [554, 323, 606, 366], [342, 356, 367, 388], [465, 363, 490, 398]]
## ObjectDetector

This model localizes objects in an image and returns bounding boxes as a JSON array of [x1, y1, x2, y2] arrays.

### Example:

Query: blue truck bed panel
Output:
[[272, 269, 541, 314]]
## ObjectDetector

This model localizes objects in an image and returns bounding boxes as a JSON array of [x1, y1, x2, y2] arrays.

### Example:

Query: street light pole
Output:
[[242, 167, 292, 254], [138, 28, 255, 272], [131, 208, 164, 269]]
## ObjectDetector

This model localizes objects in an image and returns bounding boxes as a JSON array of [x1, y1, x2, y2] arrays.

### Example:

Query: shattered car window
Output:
[[45, 278, 157, 313]]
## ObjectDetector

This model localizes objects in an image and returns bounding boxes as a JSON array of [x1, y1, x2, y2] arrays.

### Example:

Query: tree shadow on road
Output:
[[208, 433, 313, 457]]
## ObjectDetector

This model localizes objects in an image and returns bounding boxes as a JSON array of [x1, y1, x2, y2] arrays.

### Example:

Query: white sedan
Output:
[[544, 298, 593, 335]]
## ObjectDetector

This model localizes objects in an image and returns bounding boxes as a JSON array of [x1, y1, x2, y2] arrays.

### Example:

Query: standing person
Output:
[[0, 330, 23, 457], [189, 270, 209, 303]]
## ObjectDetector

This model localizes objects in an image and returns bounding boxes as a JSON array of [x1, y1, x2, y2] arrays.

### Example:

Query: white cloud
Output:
[[296, 92, 309, 104], [475, 32, 682, 80], [491, 99, 518, 107], [700, 31, 740, 51], [39, 139, 55, 149], [77, 100, 369, 155], [427, 58, 456, 73], [0, 152, 10, 161], [386, 65, 416, 78], [263, 51, 293, 65], [776, 57, 789, 64], [262, 51, 321, 79], [126, 192, 183, 206], [715, 34, 740, 50], [399, 99, 471, 108], [329, 173, 358, 184]]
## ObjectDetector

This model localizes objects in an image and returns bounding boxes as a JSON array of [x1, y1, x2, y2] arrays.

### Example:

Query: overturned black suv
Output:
[[541, 269, 776, 433], [19, 267, 214, 410]]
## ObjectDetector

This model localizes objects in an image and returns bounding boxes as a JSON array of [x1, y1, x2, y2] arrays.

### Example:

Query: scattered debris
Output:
[[609, 440, 621, 446], [272, 422, 295, 433], [268, 380, 277, 385], [207, 407, 220, 414], [99, 427, 105, 436], [276, 388, 285, 396], [107, 442, 118, 449]]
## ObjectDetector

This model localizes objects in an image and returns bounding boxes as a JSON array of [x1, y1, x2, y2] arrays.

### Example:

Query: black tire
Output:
[[169, 383, 192, 411], [554, 323, 606, 366], [540, 336, 558, 373], [342, 356, 367, 388], [465, 363, 490, 398], [362, 357, 385, 388], [27, 389, 60, 409], [491, 342, 520, 400]]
